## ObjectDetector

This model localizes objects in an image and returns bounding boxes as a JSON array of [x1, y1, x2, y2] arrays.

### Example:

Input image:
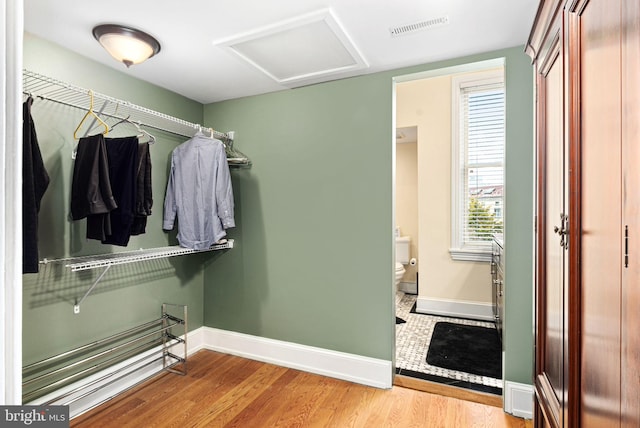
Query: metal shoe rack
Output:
[[22, 303, 188, 410]]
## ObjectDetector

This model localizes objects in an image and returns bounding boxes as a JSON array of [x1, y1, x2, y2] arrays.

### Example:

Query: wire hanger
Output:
[[111, 115, 156, 144], [73, 90, 109, 140], [223, 134, 252, 167], [137, 123, 156, 144]]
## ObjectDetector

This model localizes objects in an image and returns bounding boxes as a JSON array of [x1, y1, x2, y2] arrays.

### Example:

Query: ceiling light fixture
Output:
[[92, 24, 161, 68]]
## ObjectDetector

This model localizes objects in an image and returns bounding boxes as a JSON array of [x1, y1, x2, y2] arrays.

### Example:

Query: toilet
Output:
[[395, 236, 410, 289]]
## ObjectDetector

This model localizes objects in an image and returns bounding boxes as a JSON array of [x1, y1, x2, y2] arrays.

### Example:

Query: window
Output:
[[450, 69, 505, 262]]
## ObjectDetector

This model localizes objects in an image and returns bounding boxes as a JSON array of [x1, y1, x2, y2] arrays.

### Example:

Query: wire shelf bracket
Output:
[[74, 264, 111, 314]]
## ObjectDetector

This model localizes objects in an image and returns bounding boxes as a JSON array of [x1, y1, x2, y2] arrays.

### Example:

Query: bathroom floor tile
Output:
[[395, 292, 503, 394]]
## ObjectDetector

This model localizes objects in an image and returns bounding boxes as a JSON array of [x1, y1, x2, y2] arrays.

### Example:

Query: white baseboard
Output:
[[201, 327, 393, 389], [33, 327, 391, 420], [504, 381, 534, 419], [416, 297, 494, 321], [398, 281, 417, 294]]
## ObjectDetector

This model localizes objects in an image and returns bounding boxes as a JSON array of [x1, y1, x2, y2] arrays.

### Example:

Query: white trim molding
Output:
[[1, 0, 24, 405], [504, 381, 534, 419], [398, 281, 417, 294], [416, 297, 494, 321], [201, 327, 393, 389], [448, 247, 492, 262]]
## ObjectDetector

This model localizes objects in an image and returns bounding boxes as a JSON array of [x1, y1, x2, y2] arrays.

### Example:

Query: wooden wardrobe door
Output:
[[535, 35, 567, 428], [573, 0, 622, 425], [622, 1, 640, 427]]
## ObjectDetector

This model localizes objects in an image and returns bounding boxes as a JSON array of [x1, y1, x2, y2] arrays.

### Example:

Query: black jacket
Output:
[[23, 96, 50, 273]]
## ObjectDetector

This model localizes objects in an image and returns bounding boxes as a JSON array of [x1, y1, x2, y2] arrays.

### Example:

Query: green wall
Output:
[[203, 75, 395, 359], [203, 46, 534, 384], [22, 34, 206, 363], [503, 50, 535, 385]]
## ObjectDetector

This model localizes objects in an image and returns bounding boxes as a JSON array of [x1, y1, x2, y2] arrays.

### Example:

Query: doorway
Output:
[[393, 58, 505, 397]]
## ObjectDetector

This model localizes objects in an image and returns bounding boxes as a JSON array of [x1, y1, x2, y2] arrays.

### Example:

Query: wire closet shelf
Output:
[[22, 69, 252, 167], [40, 240, 235, 272], [39, 240, 234, 314]]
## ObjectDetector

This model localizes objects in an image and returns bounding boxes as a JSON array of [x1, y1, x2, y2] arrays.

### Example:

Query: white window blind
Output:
[[451, 70, 505, 260], [461, 82, 504, 245]]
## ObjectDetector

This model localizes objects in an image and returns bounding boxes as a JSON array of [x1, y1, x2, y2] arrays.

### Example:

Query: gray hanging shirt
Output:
[[163, 133, 235, 249]]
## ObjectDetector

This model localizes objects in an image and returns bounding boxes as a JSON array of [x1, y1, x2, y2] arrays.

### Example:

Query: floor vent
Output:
[[390, 16, 449, 37]]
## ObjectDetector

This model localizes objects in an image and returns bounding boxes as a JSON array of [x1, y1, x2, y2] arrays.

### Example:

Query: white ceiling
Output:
[[396, 126, 418, 144], [24, 0, 539, 104]]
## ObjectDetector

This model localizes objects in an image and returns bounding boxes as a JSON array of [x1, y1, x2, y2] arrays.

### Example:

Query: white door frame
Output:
[[1, 0, 24, 405]]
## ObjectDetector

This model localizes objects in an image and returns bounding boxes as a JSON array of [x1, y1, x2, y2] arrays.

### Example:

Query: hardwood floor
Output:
[[71, 350, 532, 428]]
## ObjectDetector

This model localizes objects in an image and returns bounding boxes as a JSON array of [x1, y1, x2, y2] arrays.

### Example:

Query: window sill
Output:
[[449, 247, 492, 262]]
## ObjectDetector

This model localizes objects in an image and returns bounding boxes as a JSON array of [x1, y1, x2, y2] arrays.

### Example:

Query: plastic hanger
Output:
[[73, 90, 109, 140], [194, 126, 217, 139]]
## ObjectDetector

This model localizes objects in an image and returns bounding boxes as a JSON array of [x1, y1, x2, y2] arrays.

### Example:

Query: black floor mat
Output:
[[426, 321, 501, 379]]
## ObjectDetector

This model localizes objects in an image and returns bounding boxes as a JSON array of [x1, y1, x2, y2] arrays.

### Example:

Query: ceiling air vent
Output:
[[215, 9, 368, 87], [390, 16, 449, 37]]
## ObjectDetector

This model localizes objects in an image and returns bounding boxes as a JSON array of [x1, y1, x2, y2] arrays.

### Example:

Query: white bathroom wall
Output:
[[396, 74, 491, 307], [395, 140, 418, 284]]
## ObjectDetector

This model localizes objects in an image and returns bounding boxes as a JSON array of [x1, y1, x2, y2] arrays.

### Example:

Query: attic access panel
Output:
[[217, 9, 368, 86]]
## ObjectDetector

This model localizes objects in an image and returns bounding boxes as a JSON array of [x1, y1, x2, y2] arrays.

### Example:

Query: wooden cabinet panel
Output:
[[529, 3, 567, 425], [541, 46, 565, 421], [528, 0, 639, 426], [621, 2, 640, 427], [575, 0, 622, 425]]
